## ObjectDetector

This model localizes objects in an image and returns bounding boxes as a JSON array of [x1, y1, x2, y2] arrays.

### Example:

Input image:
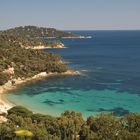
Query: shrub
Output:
[[15, 130, 33, 137], [8, 106, 33, 117], [0, 72, 10, 85]]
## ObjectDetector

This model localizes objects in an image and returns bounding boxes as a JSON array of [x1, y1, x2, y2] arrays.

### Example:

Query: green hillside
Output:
[[2, 26, 79, 38]]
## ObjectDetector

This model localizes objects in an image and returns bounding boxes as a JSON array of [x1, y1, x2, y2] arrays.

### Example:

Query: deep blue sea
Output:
[[6, 31, 140, 118]]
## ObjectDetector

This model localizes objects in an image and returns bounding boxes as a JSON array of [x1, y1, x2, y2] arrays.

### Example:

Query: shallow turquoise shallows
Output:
[[5, 31, 140, 117], [6, 88, 140, 118]]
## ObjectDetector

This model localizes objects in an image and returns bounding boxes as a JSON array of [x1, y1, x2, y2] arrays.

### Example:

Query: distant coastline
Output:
[[0, 26, 92, 50], [44, 36, 92, 39]]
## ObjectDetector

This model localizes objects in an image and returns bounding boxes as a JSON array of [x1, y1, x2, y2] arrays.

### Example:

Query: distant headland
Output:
[[2, 25, 91, 38], [0, 26, 91, 49]]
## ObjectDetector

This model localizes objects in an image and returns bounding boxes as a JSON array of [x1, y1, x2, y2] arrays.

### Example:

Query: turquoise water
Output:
[[7, 88, 140, 118], [6, 31, 140, 117]]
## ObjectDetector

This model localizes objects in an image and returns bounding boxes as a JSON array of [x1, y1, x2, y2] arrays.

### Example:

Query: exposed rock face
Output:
[[28, 42, 65, 49], [3, 67, 14, 74], [0, 116, 7, 123]]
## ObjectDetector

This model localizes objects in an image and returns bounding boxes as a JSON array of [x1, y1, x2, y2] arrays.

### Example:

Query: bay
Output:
[[6, 30, 140, 118]]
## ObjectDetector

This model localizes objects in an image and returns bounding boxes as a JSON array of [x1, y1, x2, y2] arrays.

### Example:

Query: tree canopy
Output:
[[0, 46, 67, 85], [0, 106, 139, 140]]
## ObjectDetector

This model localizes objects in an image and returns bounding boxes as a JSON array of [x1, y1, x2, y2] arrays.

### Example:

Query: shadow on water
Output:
[[16, 72, 140, 97], [43, 99, 65, 106]]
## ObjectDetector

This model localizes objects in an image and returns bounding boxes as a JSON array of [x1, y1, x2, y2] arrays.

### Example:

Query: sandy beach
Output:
[[0, 70, 80, 114]]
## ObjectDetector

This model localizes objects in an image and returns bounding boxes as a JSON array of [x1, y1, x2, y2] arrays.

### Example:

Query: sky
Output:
[[0, 0, 140, 30]]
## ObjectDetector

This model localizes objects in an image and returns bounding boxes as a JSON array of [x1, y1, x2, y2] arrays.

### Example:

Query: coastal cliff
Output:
[[28, 42, 65, 49]]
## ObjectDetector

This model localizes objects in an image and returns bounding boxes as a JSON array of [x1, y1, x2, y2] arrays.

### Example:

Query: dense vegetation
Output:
[[0, 46, 67, 85], [0, 72, 10, 85], [0, 33, 63, 49], [0, 106, 140, 140], [0, 25, 82, 49], [2, 26, 78, 38], [0, 26, 70, 86]]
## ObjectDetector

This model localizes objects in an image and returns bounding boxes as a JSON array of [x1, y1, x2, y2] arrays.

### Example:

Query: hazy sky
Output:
[[0, 0, 140, 30]]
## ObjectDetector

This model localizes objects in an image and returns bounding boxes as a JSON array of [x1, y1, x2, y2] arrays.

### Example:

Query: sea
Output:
[[5, 31, 140, 118]]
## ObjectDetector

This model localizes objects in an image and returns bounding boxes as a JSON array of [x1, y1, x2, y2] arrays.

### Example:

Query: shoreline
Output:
[[0, 70, 80, 114], [44, 36, 92, 39]]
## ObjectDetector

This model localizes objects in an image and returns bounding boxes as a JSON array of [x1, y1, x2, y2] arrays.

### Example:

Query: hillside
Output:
[[0, 46, 67, 85], [0, 34, 64, 49], [2, 25, 80, 38]]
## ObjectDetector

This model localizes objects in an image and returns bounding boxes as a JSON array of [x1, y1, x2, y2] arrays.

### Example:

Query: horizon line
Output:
[[0, 25, 140, 31]]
